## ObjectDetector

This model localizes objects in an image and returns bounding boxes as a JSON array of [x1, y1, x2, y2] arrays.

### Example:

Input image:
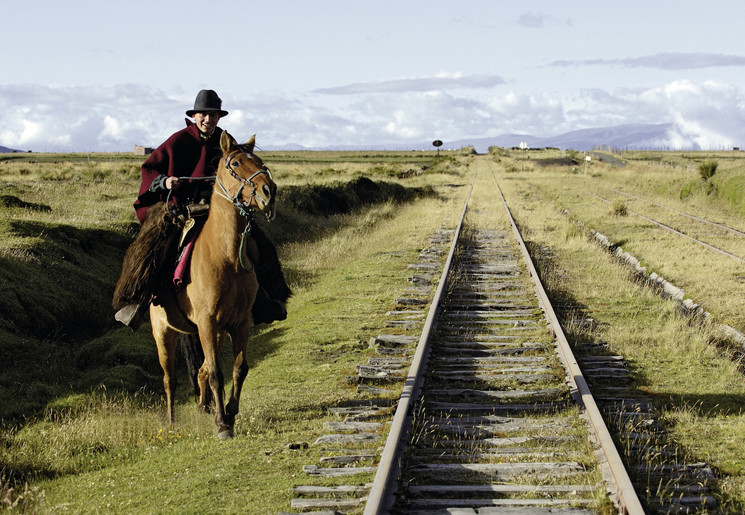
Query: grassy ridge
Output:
[[4, 146, 745, 512], [491, 148, 745, 511], [0, 148, 460, 513], [0, 160, 441, 421], [0, 222, 128, 338], [0, 150, 464, 513]]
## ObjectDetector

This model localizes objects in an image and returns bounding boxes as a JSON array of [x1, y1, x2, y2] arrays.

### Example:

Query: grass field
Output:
[[494, 147, 745, 512], [1, 146, 744, 513]]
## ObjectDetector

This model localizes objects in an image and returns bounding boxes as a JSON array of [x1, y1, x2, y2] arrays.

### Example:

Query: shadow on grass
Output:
[[527, 237, 745, 510], [0, 177, 440, 424]]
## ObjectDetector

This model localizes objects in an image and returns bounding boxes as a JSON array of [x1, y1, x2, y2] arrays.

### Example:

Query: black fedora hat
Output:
[[186, 89, 228, 117]]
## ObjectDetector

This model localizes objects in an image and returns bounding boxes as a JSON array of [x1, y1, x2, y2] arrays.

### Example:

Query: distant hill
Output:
[[449, 123, 676, 153], [265, 123, 678, 153], [0, 145, 24, 153], [0, 122, 710, 154]]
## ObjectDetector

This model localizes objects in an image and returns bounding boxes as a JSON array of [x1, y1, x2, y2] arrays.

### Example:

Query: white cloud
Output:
[[18, 120, 42, 145], [313, 74, 507, 95], [517, 12, 548, 28], [1, 116, 71, 150], [0, 85, 172, 151], [549, 52, 745, 70], [484, 92, 565, 133], [645, 80, 745, 148], [0, 78, 743, 152], [101, 115, 122, 140], [555, 80, 745, 149]]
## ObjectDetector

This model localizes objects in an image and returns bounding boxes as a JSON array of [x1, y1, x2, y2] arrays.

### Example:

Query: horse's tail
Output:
[[112, 202, 178, 309]]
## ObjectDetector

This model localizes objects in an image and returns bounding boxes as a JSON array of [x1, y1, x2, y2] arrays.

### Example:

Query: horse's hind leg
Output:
[[197, 363, 211, 414], [179, 334, 204, 398], [183, 334, 212, 414], [197, 353, 220, 414], [151, 308, 179, 424], [198, 326, 231, 438]]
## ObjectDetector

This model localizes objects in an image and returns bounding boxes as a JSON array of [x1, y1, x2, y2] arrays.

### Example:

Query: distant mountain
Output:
[[0, 122, 689, 154], [265, 123, 677, 153], [0, 145, 24, 153], [450, 123, 675, 153]]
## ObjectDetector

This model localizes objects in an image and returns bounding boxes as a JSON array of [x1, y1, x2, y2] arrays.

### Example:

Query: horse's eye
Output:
[[232, 161, 239, 167]]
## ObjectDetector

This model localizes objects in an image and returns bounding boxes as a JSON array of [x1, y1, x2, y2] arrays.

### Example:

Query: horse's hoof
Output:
[[217, 428, 234, 440]]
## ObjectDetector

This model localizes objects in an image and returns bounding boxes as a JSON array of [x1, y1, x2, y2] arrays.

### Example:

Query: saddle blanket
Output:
[[173, 218, 202, 290]]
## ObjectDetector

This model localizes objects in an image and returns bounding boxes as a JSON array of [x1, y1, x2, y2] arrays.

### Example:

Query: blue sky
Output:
[[2, 0, 745, 151]]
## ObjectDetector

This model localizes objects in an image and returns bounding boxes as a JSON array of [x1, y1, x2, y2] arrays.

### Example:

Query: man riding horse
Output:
[[113, 89, 289, 329]]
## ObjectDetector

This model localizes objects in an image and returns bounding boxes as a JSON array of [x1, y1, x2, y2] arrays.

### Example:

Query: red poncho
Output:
[[133, 119, 223, 223]]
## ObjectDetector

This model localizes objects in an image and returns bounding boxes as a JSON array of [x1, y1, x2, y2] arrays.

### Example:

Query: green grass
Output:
[[0, 150, 469, 513], [4, 147, 745, 512], [507, 156, 745, 333], [31, 195, 463, 513], [495, 149, 745, 512]]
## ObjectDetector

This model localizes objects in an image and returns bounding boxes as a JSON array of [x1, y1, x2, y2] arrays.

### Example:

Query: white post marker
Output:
[[585, 154, 591, 174], [520, 141, 527, 172]]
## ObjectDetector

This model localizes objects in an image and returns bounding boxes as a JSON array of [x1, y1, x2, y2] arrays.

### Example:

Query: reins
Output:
[[164, 175, 215, 213], [238, 220, 255, 273]]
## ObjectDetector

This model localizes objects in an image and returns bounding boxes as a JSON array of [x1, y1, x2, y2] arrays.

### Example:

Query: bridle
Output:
[[215, 149, 276, 221], [213, 149, 277, 272]]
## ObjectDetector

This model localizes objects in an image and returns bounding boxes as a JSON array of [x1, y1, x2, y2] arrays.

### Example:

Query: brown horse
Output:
[[149, 131, 276, 439]]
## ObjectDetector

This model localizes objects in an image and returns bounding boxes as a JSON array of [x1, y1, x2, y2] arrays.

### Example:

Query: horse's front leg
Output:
[[198, 325, 231, 438], [225, 323, 251, 426]]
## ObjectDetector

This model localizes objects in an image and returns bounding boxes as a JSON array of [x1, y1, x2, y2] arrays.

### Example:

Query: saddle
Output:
[[113, 198, 291, 329], [112, 201, 209, 311]]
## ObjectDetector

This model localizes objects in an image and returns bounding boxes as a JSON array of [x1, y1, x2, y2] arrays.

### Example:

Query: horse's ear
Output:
[[220, 130, 238, 153], [243, 135, 256, 154]]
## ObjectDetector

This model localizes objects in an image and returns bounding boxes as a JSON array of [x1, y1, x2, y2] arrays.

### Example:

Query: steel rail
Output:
[[593, 193, 745, 264], [363, 172, 475, 515], [610, 188, 745, 238], [495, 175, 645, 514]]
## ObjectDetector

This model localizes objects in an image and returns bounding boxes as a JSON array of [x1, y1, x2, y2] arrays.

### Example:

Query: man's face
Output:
[[192, 111, 221, 134]]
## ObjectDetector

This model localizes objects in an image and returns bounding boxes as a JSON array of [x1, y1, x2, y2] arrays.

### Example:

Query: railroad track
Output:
[[379, 224, 618, 513], [593, 191, 745, 264], [285, 166, 716, 514], [609, 188, 745, 238]]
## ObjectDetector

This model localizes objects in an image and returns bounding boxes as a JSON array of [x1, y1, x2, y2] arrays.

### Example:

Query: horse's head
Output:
[[216, 131, 276, 220]]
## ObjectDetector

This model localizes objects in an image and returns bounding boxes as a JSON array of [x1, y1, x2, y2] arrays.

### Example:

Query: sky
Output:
[[2, 0, 745, 152]]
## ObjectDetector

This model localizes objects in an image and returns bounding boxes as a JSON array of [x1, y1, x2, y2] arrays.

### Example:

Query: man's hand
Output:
[[165, 176, 181, 190]]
